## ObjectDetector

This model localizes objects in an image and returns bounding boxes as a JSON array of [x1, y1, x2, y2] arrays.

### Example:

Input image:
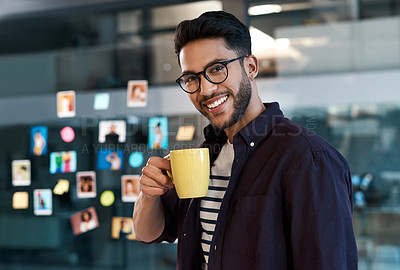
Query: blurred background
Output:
[[0, 0, 400, 269]]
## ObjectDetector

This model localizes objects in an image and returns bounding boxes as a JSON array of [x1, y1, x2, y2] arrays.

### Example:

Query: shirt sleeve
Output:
[[283, 149, 358, 269]]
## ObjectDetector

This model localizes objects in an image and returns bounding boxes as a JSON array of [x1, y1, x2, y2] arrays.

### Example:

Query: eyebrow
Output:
[[180, 58, 228, 75]]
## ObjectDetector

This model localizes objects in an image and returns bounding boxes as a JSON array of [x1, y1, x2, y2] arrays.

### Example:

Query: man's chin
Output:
[[198, 108, 234, 130], [209, 117, 236, 131]]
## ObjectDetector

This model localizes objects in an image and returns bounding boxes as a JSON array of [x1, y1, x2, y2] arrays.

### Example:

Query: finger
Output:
[[140, 185, 169, 198], [141, 167, 173, 189], [140, 173, 172, 190], [146, 156, 171, 172], [140, 174, 171, 197], [142, 160, 173, 188]]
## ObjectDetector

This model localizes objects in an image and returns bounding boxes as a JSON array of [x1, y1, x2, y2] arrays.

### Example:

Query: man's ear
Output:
[[246, 55, 259, 81]]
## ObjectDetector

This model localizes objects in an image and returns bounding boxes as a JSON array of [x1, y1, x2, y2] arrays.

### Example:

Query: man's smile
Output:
[[203, 95, 228, 109], [201, 94, 230, 115]]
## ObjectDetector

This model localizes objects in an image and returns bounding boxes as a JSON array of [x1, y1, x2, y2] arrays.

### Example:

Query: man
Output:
[[133, 11, 358, 270]]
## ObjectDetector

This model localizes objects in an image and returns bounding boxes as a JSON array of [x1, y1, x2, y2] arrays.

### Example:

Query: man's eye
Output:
[[184, 75, 197, 84], [209, 64, 225, 73]]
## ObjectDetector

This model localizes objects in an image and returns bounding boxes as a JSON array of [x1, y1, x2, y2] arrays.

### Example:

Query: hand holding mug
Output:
[[140, 157, 174, 198]]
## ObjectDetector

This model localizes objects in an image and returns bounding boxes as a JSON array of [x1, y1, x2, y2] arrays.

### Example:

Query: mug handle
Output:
[[166, 170, 173, 181], [165, 155, 174, 182]]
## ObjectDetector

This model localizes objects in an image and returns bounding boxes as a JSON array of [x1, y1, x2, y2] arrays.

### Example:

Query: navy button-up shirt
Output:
[[148, 102, 358, 270]]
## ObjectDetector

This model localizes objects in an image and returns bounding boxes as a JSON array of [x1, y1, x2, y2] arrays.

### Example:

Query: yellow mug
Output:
[[168, 148, 210, 199]]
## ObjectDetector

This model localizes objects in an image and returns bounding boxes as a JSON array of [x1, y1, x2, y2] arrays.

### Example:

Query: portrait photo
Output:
[[70, 207, 99, 235], [76, 171, 96, 198], [97, 149, 124, 171], [12, 159, 31, 186], [98, 120, 126, 143], [148, 117, 168, 149], [49, 151, 77, 174], [30, 126, 48, 156], [57, 90, 76, 118], [121, 175, 140, 202], [127, 80, 147, 107], [111, 217, 136, 240], [33, 189, 52, 216]]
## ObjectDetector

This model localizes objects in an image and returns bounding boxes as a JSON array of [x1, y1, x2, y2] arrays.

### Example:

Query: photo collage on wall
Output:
[[9, 80, 196, 240]]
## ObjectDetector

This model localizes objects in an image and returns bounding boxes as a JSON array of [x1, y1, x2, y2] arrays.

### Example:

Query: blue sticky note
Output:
[[94, 93, 110, 110], [129, 152, 144, 168]]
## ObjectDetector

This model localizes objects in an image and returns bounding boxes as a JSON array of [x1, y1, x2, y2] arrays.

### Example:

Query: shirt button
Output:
[[250, 142, 255, 147], [183, 233, 186, 237], [214, 245, 217, 251]]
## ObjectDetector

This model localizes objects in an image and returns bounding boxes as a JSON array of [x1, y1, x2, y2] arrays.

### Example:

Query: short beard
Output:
[[209, 72, 252, 131]]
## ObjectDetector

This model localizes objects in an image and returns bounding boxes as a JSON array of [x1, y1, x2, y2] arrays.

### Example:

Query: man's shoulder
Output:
[[271, 117, 346, 164]]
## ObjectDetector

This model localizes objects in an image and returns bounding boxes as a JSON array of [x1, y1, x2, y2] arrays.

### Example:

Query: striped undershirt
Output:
[[200, 141, 234, 266]]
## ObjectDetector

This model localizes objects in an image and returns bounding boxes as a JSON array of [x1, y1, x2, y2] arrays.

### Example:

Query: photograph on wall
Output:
[[148, 117, 168, 149], [33, 189, 52, 216], [30, 126, 48, 156], [111, 217, 136, 240], [98, 120, 126, 144], [97, 149, 124, 171], [49, 151, 77, 174], [70, 206, 99, 235], [12, 159, 31, 186], [121, 175, 140, 202], [76, 171, 96, 198], [127, 80, 147, 107], [57, 90, 76, 118]]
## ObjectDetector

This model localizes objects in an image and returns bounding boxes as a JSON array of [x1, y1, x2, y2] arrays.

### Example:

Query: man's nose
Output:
[[199, 76, 217, 96]]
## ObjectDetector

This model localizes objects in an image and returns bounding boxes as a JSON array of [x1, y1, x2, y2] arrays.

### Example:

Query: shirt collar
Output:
[[234, 102, 284, 149], [203, 102, 284, 149]]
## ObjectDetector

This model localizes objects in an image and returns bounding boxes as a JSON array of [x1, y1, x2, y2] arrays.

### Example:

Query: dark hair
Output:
[[174, 11, 251, 64], [81, 210, 92, 221]]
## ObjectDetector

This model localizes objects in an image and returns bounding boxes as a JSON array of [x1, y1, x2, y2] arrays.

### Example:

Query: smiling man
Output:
[[133, 11, 358, 270]]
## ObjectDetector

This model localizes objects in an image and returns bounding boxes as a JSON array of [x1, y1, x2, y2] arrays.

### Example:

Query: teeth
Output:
[[206, 96, 228, 109]]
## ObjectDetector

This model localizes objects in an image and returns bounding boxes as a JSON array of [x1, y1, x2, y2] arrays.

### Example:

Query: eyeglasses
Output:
[[176, 55, 247, 94]]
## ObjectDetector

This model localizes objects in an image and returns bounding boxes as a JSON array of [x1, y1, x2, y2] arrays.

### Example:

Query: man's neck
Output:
[[224, 97, 265, 143]]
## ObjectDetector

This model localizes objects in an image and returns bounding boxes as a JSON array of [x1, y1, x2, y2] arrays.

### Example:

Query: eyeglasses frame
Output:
[[175, 55, 247, 94]]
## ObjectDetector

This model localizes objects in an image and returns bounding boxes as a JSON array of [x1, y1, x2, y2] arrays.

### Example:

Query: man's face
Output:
[[179, 38, 252, 130]]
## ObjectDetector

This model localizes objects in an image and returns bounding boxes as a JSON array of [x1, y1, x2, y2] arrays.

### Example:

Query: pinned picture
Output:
[[76, 171, 96, 198], [49, 151, 77, 174], [30, 126, 48, 156], [98, 120, 126, 144], [148, 117, 168, 149], [33, 189, 52, 216], [111, 217, 136, 240], [121, 175, 140, 202], [12, 160, 31, 186], [70, 207, 99, 235], [57, 90, 76, 118], [127, 80, 147, 107], [97, 149, 124, 171]]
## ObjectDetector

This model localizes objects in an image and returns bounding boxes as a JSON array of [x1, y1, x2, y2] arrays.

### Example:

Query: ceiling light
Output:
[[248, 4, 282, 16]]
